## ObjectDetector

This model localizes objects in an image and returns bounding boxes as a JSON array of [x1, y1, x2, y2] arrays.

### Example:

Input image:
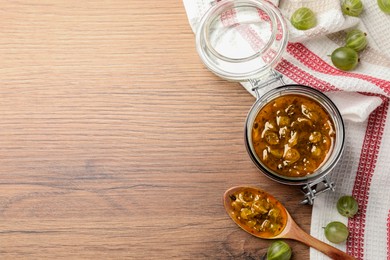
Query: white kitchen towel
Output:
[[183, 0, 390, 259]]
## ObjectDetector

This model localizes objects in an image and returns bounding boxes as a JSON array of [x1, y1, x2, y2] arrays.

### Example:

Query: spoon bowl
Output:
[[224, 186, 356, 260]]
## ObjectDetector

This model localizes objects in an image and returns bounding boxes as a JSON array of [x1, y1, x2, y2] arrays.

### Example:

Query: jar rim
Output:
[[196, 0, 288, 81]]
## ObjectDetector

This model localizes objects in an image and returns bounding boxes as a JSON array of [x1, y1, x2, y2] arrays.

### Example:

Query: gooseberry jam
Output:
[[252, 94, 335, 177], [228, 188, 287, 237]]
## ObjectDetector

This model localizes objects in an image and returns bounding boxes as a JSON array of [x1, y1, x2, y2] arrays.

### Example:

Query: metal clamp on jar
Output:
[[195, 0, 345, 205]]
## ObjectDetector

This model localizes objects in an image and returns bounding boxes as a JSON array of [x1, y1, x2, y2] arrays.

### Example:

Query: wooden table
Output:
[[0, 1, 311, 259]]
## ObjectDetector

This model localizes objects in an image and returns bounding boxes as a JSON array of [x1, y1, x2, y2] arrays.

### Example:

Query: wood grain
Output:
[[0, 1, 312, 259]]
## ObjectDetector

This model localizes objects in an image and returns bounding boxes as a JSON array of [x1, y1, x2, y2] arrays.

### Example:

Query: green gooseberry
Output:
[[324, 221, 349, 244], [331, 47, 359, 71], [290, 7, 317, 30], [345, 29, 368, 52], [266, 241, 292, 260], [342, 0, 363, 17], [378, 0, 390, 14], [337, 195, 359, 218]]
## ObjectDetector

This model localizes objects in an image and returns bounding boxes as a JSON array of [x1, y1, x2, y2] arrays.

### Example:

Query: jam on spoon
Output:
[[224, 186, 356, 260]]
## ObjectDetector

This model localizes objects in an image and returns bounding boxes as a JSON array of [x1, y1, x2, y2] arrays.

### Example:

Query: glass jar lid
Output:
[[196, 0, 288, 81]]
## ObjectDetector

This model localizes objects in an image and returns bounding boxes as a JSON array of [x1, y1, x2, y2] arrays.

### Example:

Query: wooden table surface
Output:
[[0, 1, 312, 259]]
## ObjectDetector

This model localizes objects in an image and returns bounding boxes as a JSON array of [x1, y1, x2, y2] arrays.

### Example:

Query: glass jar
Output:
[[245, 85, 345, 204], [196, 0, 345, 204]]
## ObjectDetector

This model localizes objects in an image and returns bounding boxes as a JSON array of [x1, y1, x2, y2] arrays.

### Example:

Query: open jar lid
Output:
[[196, 0, 288, 81]]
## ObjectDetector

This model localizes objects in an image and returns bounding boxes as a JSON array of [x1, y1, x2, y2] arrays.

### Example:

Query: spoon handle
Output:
[[287, 221, 356, 260]]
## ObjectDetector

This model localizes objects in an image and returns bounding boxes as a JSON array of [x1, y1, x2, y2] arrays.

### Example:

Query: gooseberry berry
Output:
[[266, 241, 292, 260], [378, 0, 390, 14], [337, 195, 359, 218], [331, 47, 359, 71], [324, 221, 349, 244], [290, 7, 317, 30], [346, 29, 367, 52], [342, 0, 363, 17]]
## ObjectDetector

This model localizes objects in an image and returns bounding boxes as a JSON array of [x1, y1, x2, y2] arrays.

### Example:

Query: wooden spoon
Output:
[[224, 186, 356, 260]]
